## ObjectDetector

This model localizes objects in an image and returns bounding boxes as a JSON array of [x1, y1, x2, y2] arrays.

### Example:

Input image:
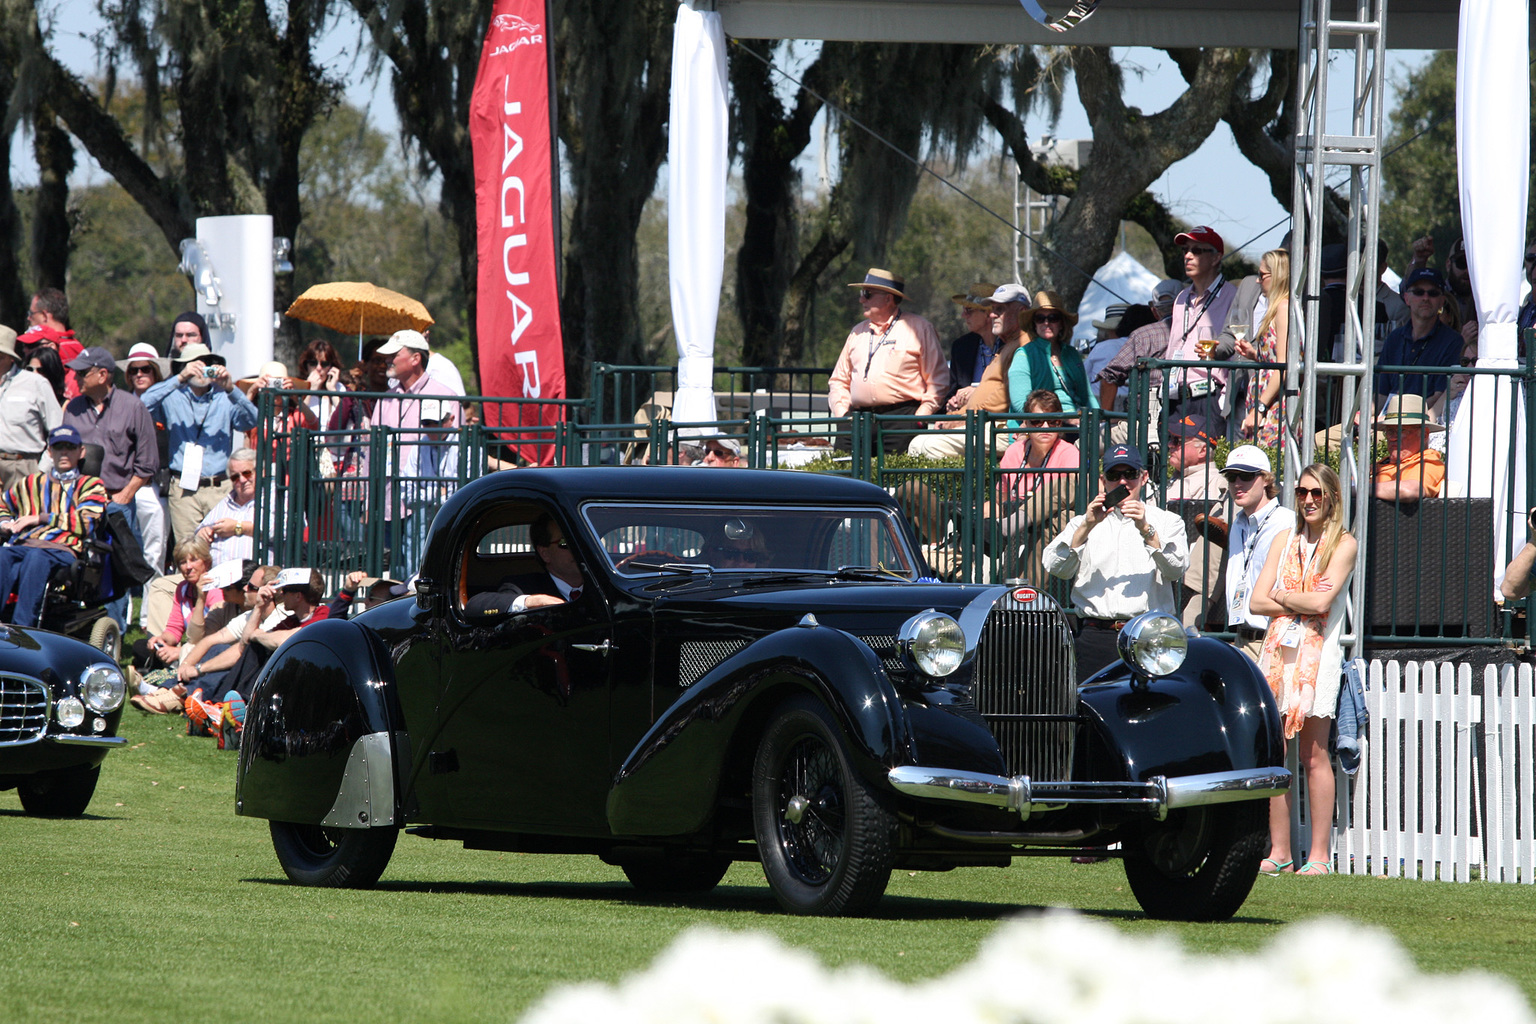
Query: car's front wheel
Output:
[[1122, 801, 1268, 921], [18, 764, 100, 817], [752, 694, 895, 915], [269, 821, 399, 888]]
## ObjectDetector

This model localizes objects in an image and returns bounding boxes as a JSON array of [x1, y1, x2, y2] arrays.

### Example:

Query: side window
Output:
[[456, 503, 552, 615]]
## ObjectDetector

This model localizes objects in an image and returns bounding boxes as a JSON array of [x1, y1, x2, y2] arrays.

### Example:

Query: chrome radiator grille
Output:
[[971, 607, 1076, 780], [0, 674, 48, 746]]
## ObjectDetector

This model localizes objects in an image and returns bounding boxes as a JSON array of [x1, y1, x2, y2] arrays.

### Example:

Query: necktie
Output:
[[568, 587, 582, 602]]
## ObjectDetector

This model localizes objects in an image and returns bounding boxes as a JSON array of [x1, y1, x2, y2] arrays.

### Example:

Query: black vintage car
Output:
[[236, 468, 1289, 920], [0, 625, 128, 816]]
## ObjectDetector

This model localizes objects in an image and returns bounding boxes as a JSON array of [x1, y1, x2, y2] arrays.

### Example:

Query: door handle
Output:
[[571, 640, 614, 655]]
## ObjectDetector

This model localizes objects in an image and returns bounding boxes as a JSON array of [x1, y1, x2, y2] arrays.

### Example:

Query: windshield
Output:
[[585, 503, 920, 579]]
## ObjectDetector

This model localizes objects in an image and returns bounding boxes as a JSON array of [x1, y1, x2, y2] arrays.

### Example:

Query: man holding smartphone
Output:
[[1043, 443, 1188, 682]]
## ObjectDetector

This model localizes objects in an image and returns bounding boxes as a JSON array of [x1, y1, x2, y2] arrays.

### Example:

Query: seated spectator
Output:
[[130, 561, 266, 713], [944, 282, 1000, 403], [1164, 414, 1228, 503], [987, 389, 1081, 551], [0, 425, 107, 627], [1500, 509, 1536, 601], [328, 571, 406, 620], [1372, 395, 1446, 505], [701, 437, 743, 467], [1378, 268, 1463, 412], [1429, 337, 1479, 455], [196, 448, 257, 565], [1161, 414, 1230, 628], [132, 538, 212, 670]]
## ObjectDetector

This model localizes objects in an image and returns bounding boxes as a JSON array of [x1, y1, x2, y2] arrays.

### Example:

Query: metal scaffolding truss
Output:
[[1289, 0, 1389, 660]]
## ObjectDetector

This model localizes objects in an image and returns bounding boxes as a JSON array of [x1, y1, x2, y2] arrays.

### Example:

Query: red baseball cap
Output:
[[1174, 226, 1225, 254]]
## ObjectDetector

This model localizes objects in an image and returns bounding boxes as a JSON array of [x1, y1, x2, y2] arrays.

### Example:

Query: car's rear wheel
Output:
[[619, 851, 732, 894], [1122, 801, 1268, 921], [18, 764, 100, 817], [269, 821, 399, 888], [88, 617, 122, 663], [752, 694, 894, 916]]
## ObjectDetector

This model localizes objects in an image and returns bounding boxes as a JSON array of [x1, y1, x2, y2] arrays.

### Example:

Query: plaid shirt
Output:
[[0, 471, 108, 554]]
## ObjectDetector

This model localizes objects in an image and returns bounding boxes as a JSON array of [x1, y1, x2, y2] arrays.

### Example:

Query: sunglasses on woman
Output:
[[1034, 313, 1064, 324], [1294, 486, 1327, 502]]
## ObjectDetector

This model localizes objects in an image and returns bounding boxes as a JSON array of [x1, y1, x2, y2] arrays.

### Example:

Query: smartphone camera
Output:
[[1104, 483, 1131, 509]]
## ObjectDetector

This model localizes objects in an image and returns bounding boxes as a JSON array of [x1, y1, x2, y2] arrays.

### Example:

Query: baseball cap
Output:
[[1102, 444, 1144, 473], [986, 283, 1032, 305], [1222, 444, 1272, 475], [706, 436, 741, 456], [419, 399, 448, 423], [200, 560, 246, 593], [47, 425, 83, 448], [376, 329, 430, 355], [1152, 279, 1182, 306], [65, 346, 117, 373], [1174, 226, 1225, 254], [1400, 267, 1448, 295], [1167, 413, 1215, 445], [1320, 243, 1349, 277]]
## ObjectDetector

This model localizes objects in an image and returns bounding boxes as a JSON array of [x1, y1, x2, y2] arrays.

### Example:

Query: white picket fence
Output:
[[1289, 660, 1536, 882]]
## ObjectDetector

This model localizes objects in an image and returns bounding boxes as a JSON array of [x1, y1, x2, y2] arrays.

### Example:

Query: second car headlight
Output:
[[1116, 611, 1188, 678], [898, 610, 966, 677], [81, 664, 127, 713]]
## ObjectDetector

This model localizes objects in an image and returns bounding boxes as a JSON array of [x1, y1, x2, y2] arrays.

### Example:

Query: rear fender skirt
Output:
[[235, 619, 407, 828], [607, 623, 904, 836], [1076, 637, 1285, 781]]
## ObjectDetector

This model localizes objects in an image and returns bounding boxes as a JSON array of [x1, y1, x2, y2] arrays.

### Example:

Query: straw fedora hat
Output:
[[1373, 393, 1445, 433], [950, 282, 1000, 310], [1030, 290, 1079, 329], [848, 268, 907, 301]]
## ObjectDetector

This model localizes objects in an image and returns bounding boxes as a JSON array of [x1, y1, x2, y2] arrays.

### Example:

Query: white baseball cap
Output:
[[376, 329, 430, 355], [1222, 444, 1272, 475]]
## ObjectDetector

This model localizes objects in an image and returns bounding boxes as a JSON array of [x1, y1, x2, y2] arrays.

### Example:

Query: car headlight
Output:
[[56, 697, 86, 729], [898, 610, 966, 677], [81, 664, 127, 713], [1116, 611, 1188, 678]]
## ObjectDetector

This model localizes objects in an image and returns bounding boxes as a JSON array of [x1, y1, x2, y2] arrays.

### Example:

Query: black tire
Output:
[[751, 694, 895, 915], [269, 820, 399, 888], [88, 617, 122, 663], [1122, 800, 1268, 921], [18, 764, 101, 817], [620, 851, 732, 894]]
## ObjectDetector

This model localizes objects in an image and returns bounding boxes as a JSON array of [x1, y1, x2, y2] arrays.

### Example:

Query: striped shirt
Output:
[[0, 472, 108, 554]]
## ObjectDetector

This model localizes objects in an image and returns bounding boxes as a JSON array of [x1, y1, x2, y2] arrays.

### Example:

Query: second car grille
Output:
[[0, 674, 49, 746], [971, 606, 1076, 780]]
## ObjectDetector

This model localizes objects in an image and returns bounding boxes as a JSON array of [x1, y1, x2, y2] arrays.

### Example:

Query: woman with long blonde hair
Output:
[[1249, 463, 1357, 876], [1243, 248, 1290, 446]]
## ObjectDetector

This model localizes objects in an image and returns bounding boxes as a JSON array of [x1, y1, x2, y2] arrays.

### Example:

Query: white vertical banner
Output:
[[1447, 0, 1529, 589], [667, 3, 728, 427]]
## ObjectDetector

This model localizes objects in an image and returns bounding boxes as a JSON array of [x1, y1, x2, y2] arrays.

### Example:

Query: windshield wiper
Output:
[[624, 558, 708, 575], [833, 565, 912, 582]]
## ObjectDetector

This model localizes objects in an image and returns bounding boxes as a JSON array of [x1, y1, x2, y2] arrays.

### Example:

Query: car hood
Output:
[[0, 623, 112, 681]]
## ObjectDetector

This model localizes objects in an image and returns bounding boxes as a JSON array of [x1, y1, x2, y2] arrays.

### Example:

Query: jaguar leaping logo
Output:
[[493, 13, 541, 34]]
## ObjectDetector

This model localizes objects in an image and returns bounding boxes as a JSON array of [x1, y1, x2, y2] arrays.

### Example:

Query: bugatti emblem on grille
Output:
[[1011, 586, 1039, 603]]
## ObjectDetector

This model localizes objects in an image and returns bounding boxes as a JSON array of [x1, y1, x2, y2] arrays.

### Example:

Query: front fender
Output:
[[607, 622, 904, 836], [1076, 636, 1284, 783], [235, 619, 407, 829]]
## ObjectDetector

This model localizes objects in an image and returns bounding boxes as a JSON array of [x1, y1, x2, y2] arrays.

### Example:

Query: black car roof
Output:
[[443, 467, 899, 510]]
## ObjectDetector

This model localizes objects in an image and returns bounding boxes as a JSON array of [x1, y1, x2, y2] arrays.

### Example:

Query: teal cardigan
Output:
[[1007, 338, 1099, 422]]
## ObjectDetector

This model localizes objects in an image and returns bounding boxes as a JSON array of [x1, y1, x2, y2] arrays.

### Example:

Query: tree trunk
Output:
[[30, 106, 76, 295], [0, 33, 28, 328]]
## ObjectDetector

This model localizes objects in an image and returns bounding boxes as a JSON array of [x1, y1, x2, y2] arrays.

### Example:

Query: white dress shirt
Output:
[[1043, 498, 1190, 620]]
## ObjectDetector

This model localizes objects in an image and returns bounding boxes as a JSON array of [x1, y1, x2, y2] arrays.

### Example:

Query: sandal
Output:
[[130, 689, 184, 715], [1260, 857, 1293, 876], [1296, 860, 1332, 876]]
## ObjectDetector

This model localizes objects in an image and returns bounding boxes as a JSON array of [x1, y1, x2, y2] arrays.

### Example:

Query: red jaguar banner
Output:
[[470, 0, 564, 464]]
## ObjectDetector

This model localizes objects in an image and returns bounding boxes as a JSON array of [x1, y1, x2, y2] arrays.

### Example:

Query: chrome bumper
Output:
[[887, 765, 1291, 822], [51, 735, 127, 748]]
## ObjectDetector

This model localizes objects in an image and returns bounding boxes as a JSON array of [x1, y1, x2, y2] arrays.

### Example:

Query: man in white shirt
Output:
[[1043, 444, 1189, 682], [1221, 445, 1295, 663], [196, 448, 257, 566]]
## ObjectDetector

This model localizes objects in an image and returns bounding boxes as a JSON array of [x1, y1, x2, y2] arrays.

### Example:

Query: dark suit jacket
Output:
[[464, 571, 565, 616], [947, 332, 986, 397]]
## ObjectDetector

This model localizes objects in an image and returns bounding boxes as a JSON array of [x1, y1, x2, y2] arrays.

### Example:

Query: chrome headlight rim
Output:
[[56, 696, 86, 729], [897, 609, 968, 678], [1115, 611, 1189, 678], [80, 662, 127, 714]]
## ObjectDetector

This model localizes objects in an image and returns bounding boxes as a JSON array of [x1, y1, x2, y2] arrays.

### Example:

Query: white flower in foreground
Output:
[[517, 913, 1534, 1024]]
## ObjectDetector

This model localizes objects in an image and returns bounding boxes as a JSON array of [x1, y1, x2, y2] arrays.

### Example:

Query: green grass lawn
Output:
[[3, 710, 1534, 1024]]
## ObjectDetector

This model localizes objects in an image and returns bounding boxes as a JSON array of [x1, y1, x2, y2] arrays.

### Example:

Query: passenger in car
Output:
[[464, 512, 585, 615], [701, 518, 770, 569]]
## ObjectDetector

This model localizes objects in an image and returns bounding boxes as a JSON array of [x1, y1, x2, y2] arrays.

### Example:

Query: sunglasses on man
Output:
[[1104, 467, 1139, 483]]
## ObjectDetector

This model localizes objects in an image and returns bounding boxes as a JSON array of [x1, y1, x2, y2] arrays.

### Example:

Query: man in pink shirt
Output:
[[373, 329, 458, 579], [828, 268, 948, 454], [1165, 226, 1237, 436]]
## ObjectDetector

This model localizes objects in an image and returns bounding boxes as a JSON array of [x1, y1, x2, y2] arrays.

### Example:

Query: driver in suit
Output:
[[465, 512, 585, 615]]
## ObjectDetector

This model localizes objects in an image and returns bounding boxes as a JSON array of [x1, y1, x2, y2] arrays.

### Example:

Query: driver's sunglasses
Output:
[[541, 538, 570, 550], [1104, 467, 1139, 483]]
